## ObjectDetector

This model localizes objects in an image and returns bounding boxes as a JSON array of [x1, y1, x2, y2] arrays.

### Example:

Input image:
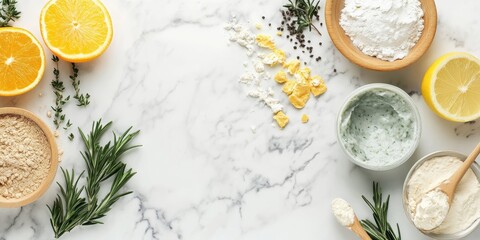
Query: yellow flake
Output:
[[262, 49, 286, 66], [273, 49, 286, 64], [288, 83, 310, 109], [310, 76, 327, 97], [282, 80, 297, 95], [274, 71, 288, 84], [255, 23, 262, 30], [256, 34, 276, 50], [301, 114, 309, 123], [284, 60, 301, 75], [274, 111, 289, 129], [296, 67, 311, 83], [276, 31, 283, 36]]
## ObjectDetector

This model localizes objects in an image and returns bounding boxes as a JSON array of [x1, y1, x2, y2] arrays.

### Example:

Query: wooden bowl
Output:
[[0, 107, 58, 208], [325, 0, 437, 71]]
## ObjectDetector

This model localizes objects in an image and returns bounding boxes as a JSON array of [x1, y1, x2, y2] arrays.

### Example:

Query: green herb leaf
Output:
[[283, 0, 321, 36], [70, 63, 90, 106], [48, 120, 140, 238], [0, 0, 20, 27], [360, 182, 402, 240], [51, 55, 71, 130]]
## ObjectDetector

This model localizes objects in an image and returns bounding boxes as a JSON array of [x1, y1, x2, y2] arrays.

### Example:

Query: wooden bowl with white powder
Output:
[[325, 0, 437, 71], [0, 107, 58, 208]]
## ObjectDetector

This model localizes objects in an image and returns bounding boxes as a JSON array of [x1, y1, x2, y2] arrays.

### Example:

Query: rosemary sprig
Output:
[[51, 55, 71, 129], [48, 120, 140, 238], [283, 0, 321, 36], [361, 182, 402, 240], [0, 0, 20, 27], [70, 63, 90, 106]]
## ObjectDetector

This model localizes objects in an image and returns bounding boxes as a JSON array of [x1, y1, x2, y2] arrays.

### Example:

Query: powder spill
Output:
[[225, 18, 327, 128], [226, 19, 284, 117], [340, 0, 424, 61], [0, 114, 51, 199], [331, 198, 355, 227], [256, 35, 327, 110]]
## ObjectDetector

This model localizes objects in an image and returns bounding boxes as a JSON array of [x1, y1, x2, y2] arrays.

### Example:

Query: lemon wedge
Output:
[[422, 52, 480, 122]]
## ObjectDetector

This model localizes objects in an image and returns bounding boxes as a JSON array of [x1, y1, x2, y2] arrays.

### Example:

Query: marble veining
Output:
[[1, 0, 480, 239]]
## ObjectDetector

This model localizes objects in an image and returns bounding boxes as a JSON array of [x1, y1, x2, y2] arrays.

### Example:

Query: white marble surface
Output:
[[1, 0, 480, 239]]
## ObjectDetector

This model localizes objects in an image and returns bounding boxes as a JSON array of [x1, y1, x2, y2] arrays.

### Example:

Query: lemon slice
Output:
[[40, 0, 113, 62], [422, 52, 480, 122]]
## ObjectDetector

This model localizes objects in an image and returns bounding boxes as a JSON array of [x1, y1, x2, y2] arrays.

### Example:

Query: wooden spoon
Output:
[[439, 143, 480, 205], [350, 216, 372, 240], [332, 198, 372, 240], [416, 143, 480, 231]]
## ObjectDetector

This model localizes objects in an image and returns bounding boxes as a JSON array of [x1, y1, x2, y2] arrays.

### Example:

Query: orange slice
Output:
[[0, 27, 46, 96], [40, 0, 113, 62]]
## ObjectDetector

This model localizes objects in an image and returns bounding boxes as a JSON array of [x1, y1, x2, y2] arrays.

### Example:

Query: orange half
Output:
[[0, 27, 46, 96], [40, 0, 113, 62]]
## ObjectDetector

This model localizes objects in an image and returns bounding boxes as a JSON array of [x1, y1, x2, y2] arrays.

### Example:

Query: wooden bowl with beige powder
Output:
[[0, 107, 58, 208], [325, 0, 437, 71]]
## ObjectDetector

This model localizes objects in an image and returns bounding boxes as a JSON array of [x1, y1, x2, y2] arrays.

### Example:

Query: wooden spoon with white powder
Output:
[[414, 143, 480, 231], [332, 198, 372, 240]]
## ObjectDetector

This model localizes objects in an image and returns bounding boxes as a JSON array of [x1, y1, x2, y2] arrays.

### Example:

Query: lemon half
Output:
[[422, 52, 480, 122]]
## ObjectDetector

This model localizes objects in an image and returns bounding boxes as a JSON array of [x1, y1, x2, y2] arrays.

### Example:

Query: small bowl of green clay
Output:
[[337, 83, 421, 171]]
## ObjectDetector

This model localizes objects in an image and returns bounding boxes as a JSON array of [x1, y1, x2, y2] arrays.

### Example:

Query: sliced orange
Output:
[[0, 27, 46, 96], [40, 0, 113, 62]]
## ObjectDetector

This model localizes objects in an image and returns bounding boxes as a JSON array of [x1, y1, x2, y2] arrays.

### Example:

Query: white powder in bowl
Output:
[[332, 198, 355, 227], [413, 190, 449, 231], [407, 156, 480, 234], [340, 0, 424, 61]]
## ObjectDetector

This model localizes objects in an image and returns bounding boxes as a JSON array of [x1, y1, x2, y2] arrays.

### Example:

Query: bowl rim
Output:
[[0, 107, 59, 208], [336, 83, 422, 171], [402, 151, 480, 239], [325, 0, 438, 71]]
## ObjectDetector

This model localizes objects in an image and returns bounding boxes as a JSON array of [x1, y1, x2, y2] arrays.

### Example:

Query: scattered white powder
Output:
[[225, 18, 284, 114], [414, 190, 449, 231], [331, 198, 355, 227], [407, 156, 480, 234], [225, 19, 256, 57], [340, 0, 424, 61]]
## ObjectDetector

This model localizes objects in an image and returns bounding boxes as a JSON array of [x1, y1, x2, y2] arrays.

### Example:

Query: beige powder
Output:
[[0, 114, 51, 199]]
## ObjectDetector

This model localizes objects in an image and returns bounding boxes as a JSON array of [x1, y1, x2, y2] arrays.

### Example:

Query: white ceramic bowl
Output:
[[336, 83, 422, 171], [402, 151, 480, 239]]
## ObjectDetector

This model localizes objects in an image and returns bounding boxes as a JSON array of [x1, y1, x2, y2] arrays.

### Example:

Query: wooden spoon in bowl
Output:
[[439, 143, 480, 205], [414, 143, 480, 231]]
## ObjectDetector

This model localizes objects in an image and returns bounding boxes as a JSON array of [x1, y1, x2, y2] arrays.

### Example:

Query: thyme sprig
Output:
[[283, 0, 321, 36], [51, 55, 71, 130], [70, 63, 90, 106], [0, 0, 20, 27], [361, 182, 402, 240], [48, 120, 140, 238]]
